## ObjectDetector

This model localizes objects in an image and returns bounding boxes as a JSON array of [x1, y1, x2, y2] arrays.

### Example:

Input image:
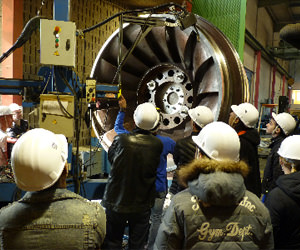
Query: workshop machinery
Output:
[[0, 1, 248, 203], [90, 13, 248, 141]]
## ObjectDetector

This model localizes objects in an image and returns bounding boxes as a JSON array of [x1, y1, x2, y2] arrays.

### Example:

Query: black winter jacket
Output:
[[239, 128, 262, 197], [265, 171, 300, 249], [102, 128, 163, 213], [262, 135, 285, 194], [169, 132, 198, 195]]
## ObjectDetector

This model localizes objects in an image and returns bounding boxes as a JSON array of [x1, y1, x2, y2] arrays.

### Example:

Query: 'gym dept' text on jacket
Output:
[[155, 158, 274, 250]]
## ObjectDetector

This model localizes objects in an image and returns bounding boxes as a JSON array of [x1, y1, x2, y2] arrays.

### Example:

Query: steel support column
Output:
[[254, 51, 261, 109], [282, 75, 286, 96]]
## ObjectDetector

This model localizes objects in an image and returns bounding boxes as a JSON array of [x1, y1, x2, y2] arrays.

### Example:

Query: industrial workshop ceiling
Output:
[[120, 0, 300, 59], [259, 0, 300, 32], [259, 0, 300, 59], [119, 0, 300, 29]]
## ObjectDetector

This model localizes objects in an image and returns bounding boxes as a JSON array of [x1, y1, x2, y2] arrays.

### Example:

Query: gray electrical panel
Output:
[[40, 19, 76, 67]]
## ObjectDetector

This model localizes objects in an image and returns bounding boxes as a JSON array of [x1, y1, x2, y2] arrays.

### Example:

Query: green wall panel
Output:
[[192, 0, 246, 61]]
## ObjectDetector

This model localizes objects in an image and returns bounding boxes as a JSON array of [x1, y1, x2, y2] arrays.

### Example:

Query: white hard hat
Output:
[[0, 106, 13, 116], [272, 112, 296, 135], [277, 135, 300, 160], [11, 128, 68, 191], [192, 121, 240, 162], [133, 102, 160, 130], [188, 106, 214, 128], [9, 103, 22, 112], [231, 103, 259, 128]]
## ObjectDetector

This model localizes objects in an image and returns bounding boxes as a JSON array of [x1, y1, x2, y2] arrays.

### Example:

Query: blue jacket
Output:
[[114, 111, 175, 193]]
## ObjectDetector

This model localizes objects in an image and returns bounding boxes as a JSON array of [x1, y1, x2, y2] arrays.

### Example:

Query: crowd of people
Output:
[[0, 99, 299, 249]]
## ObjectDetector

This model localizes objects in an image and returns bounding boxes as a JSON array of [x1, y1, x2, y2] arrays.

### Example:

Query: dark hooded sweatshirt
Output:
[[262, 135, 286, 194], [169, 132, 198, 195], [239, 128, 262, 197], [265, 171, 300, 249]]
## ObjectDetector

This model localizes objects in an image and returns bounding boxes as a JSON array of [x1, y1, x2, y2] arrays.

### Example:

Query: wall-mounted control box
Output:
[[40, 19, 76, 67], [86, 79, 96, 103]]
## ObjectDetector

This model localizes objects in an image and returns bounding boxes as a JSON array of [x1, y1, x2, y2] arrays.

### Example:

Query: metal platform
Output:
[[0, 178, 107, 208]]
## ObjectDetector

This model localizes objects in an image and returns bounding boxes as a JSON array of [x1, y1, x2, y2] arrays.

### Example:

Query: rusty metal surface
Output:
[[91, 14, 248, 141]]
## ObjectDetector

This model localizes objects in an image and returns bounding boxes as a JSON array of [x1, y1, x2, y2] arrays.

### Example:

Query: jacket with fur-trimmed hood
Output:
[[154, 158, 274, 250]]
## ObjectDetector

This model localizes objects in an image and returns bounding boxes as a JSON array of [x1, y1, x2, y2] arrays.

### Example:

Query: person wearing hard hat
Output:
[[167, 105, 214, 207], [6, 103, 28, 160], [154, 122, 274, 249], [0, 128, 106, 249], [7, 103, 28, 139], [113, 95, 175, 250], [102, 102, 163, 250], [265, 135, 300, 249], [0, 106, 13, 169], [262, 112, 296, 198], [229, 103, 262, 197]]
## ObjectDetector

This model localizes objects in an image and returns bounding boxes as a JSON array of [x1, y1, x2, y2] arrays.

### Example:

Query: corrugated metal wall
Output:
[[22, 0, 126, 146], [23, 0, 125, 81], [71, 0, 125, 82], [23, 0, 53, 80]]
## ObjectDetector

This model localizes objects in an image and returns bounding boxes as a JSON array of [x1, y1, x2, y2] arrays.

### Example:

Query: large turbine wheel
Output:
[[91, 14, 248, 140]]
